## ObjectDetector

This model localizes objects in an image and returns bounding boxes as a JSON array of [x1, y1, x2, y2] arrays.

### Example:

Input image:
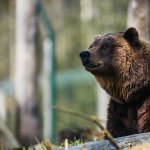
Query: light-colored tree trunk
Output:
[[127, 0, 150, 40], [15, 0, 41, 145], [97, 84, 109, 125], [42, 38, 53, 140]]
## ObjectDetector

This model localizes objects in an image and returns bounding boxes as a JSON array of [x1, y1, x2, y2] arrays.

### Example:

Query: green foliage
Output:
[[55, 139, 83, 148], [0, 0, 14, 80], [56, 70, 97, 136]]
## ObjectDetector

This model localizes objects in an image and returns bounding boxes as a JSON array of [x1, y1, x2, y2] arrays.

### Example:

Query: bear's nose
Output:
[[79, 51, 90, 61]]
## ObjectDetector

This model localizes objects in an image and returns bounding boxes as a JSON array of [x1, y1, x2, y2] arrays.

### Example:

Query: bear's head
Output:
[[80, 28, 150, 103]]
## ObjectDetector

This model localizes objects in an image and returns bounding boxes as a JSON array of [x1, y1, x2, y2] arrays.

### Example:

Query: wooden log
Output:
[[54, 132, 150, 150]]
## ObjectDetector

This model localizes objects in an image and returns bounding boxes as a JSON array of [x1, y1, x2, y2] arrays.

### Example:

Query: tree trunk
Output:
[[15, 0, 41, 146], [127, 0, 150, 40]]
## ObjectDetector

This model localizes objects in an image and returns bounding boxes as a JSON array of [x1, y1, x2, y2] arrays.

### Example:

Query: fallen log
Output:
[[55, 132, 150, 150]]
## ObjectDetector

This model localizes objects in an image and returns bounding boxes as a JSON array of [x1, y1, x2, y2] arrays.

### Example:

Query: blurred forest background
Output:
[[0, 0, 150, 149]]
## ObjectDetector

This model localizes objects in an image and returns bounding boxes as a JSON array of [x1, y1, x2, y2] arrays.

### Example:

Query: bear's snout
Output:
[[79, 51, 90, 65]]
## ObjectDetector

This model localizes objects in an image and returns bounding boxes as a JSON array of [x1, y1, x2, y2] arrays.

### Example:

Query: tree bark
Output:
[[15, 0, 41, 146], [127, 0, 150, 40]]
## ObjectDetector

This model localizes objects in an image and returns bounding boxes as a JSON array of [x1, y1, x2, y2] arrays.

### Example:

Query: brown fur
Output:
[[80, 28, 150, 137]]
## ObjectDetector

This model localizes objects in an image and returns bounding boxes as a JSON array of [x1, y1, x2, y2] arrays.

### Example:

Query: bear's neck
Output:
[[96, 76, 150, 104]]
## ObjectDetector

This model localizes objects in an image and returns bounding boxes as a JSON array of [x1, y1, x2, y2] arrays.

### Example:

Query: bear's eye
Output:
[[101, 45, 107, 49], [101, 44, 111, 55], [101, 44, 110, 49]]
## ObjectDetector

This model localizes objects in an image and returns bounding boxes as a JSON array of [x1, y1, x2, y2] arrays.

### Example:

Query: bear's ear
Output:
[[123, 27, 141, 48]]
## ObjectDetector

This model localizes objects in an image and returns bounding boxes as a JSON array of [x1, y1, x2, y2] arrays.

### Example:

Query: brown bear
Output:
[[79, 27, 150, 138]]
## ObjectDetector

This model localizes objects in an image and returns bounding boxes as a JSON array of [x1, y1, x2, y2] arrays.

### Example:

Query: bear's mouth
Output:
[[84, 63, 101, 71]]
